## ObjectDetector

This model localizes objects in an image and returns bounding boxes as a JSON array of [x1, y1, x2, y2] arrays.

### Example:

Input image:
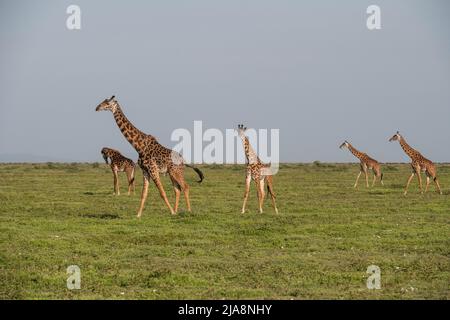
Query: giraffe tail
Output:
[[185, 164, 204, 183], [380, 173, 383, 182]]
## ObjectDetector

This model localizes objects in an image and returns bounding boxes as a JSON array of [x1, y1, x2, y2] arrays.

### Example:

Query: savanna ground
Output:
[[0, 162, 449, 299]]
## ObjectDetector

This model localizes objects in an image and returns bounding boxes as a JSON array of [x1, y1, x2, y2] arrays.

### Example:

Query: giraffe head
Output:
[[100, 147, 113, 163], [95, 95, 117, 112], [389, 131, 401, 142], [237, 124, 248, 138], [339, 141, 350, 149]]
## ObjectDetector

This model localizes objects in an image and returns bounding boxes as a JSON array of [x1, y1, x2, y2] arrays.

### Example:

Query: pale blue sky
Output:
[[1, 0, 449, 162]]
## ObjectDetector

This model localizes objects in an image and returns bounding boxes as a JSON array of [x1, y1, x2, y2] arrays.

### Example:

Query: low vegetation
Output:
[[0, 163, 449, 299]]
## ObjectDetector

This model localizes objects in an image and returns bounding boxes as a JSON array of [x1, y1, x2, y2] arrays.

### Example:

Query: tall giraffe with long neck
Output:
[[237, 124, 278, 214], [339, 141, 383, 188], [96, 96, 204, 216], [389, 131, 442, 195]]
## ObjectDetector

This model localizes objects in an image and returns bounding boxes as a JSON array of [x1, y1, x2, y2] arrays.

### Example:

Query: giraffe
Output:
[[237, 124, 278, 214], [389, 131, 442, 195], [100, 147, 136, 196], [96, 95, 204, 216], [339, 141, 383, 188]]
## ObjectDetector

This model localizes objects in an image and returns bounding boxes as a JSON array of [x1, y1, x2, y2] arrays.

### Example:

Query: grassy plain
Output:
[[0, 162, 449, 299]]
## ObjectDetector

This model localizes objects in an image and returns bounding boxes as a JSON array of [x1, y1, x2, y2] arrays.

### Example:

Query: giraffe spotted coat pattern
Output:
[[339, 141, 383, 188], [389, 131, 442, 195], [96, 95, 204, 216], [101, 147, 136, 195], [237, 124, 278, 214]]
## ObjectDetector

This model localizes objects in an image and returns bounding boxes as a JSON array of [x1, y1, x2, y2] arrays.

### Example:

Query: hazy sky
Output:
[[1, 0, 449, 162]]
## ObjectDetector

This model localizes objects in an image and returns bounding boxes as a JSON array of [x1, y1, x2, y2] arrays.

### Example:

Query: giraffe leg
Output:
[[354, 171, 362, 188], [434, 177, 443, 195], [113, 170, 120, 195], [170, 170, 190, 213], [126, 168, 133, 195], [132, 168, 136, 194], [373, 167, 382, 187], [171, 167, 191, 212], [178, 170, 191, 212], [258, 179, 265, 213], [404, 172, 415, 196], [169, 175, 181, 213], [364, 167, 369, 188], [172, 184, 181, 213], [428, 166, 443, 195], [151, 172, 175, 215], [416, 169, 423, 194], [425, 175, 430, 193], [137, 174, 149, 218], [254, 179, 262, 213], [112, 171, 117, 195], [266, 176, 278, 214], [241, 174, 251, 214]]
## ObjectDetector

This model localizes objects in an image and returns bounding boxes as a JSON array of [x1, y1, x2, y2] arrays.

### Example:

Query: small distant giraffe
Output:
[[237, 124, 278, 214], [101, 147, 136, 196], [339, 141, 383, 188], [389, 131, 442, 195], [96, 96, 204, 217]]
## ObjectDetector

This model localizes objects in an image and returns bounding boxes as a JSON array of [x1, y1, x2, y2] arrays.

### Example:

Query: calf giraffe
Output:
[[237, 124, 278, 214], [339, 141, 383, 188], [101, 147, 136, 195], [96, 95, 204, 216], [389, 131, 442, 195]]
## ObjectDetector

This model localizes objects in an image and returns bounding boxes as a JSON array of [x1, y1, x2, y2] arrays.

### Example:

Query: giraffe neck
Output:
[[347, 144, 364, 161], [112, 103, 148, 154], [239, 135, 260, 164], [399, 136, 420, 159]]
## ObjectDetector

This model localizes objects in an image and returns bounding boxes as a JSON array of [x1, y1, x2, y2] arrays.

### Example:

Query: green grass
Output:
[[0, 163, 449, 299]]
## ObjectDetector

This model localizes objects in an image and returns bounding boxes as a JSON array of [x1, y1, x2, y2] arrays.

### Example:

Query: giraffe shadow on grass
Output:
[[82, 212, 121, 219]]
